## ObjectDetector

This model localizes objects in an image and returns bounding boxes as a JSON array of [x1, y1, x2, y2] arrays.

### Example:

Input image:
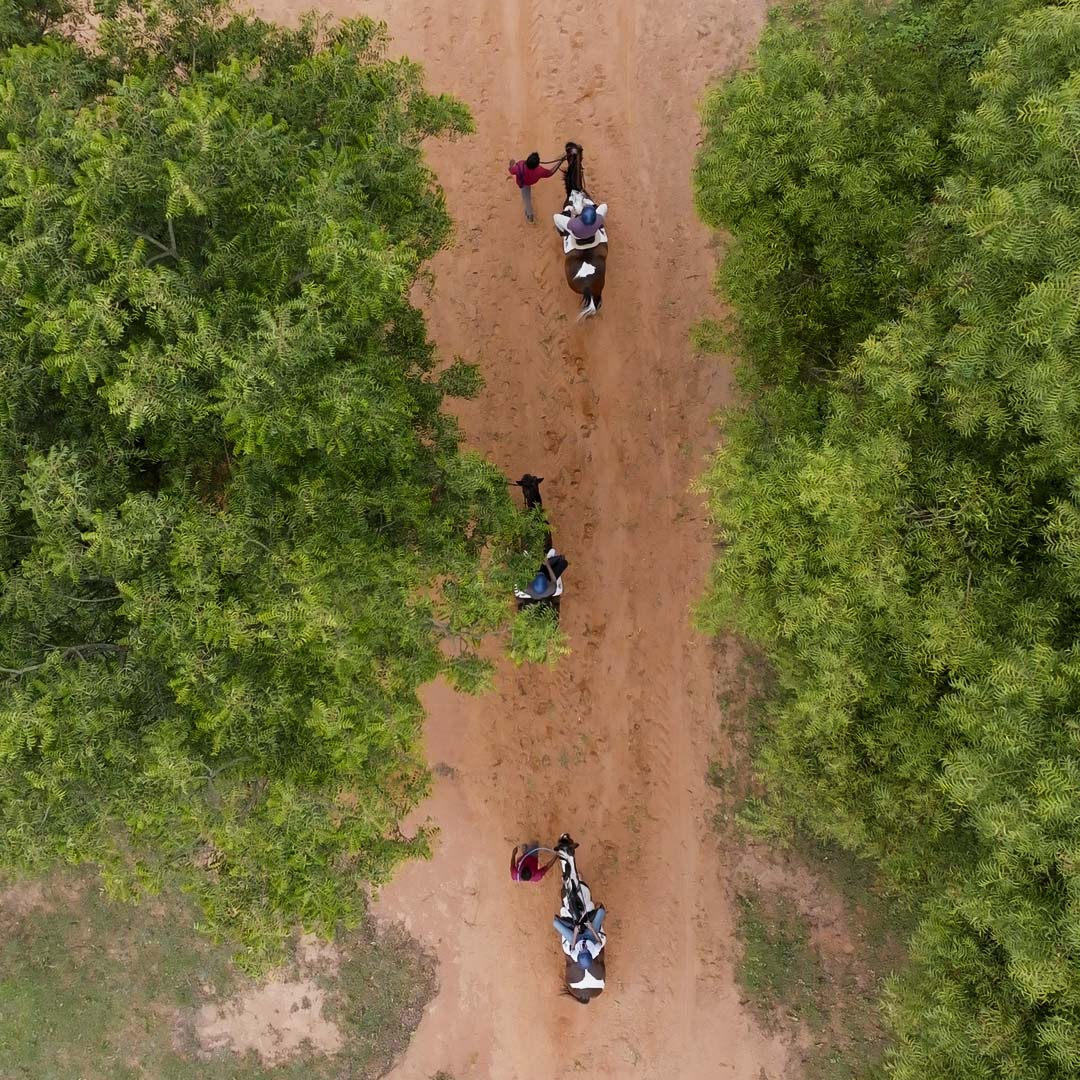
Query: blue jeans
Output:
[[553, 916, 575, 945], [553, 907, 605, 945]]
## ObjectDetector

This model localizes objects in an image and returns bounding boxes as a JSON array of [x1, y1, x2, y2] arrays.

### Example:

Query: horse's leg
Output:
[[593, 248, 607, 311], [566, 254, 600, 318]]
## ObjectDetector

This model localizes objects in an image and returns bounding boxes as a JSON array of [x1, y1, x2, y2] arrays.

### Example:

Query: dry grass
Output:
[[0, 870, 435, 1080]]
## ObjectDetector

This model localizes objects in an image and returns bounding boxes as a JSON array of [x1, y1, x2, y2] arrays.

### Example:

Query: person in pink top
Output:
[[510, 841, 557, 882], [507, 151, 565, 223]]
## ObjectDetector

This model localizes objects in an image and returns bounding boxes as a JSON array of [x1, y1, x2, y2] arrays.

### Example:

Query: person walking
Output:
[[510, 841, 557, 882], [507, 151, 564, 223]]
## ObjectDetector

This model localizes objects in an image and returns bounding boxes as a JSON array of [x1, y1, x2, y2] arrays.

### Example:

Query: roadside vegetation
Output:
[[0, 0, 558, 969], [734, 876, 896, 1080], [0, 870, 435, 1078], [695, 0, 1080, 1075], [708, 664, 912, 1080]]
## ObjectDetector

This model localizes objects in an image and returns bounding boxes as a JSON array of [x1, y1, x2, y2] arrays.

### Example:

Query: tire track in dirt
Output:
[[255, 1, 781, 1076]]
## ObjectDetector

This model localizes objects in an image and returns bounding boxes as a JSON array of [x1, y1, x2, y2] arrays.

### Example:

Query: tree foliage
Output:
[[0, 0, 546, 965], [696, 0, 1080, 1074]]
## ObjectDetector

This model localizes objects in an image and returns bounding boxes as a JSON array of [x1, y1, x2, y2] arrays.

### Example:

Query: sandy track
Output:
[[256, 1, 781, 1076]]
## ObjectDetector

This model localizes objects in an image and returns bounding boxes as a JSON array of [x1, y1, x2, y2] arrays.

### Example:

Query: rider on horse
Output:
[[553, 904, 607, 965], [553, 141, 608, 318], [553, 833, 607, 970], [553, 199, 609, 251], [514, 552, 569, 604]]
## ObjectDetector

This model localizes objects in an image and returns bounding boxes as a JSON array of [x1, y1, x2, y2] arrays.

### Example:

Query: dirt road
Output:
[[257, 1, 780, 1076]]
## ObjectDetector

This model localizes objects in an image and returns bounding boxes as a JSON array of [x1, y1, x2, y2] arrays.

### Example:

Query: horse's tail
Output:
[[579, 286, 597, 321]]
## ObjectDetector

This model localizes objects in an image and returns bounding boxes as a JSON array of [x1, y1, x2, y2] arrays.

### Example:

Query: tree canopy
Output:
[[0, 0, 548, 964], [696, 0, 1080, 1075]]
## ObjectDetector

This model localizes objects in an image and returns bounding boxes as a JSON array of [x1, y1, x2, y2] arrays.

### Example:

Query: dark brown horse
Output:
[[557, 142, 607, 318], [513, 474, 567, 616]]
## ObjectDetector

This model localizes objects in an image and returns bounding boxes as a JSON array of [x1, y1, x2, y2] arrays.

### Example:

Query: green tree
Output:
[[696, 0, 1080, 1075], [0, 0, 550, 965]]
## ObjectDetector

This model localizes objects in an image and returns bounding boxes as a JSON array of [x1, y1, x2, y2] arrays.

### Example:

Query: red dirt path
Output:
[[255, 1, 782, 1076]]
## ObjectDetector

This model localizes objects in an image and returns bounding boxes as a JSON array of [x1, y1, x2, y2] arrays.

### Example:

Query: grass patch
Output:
[[734, 855, 905, 1080], [714, 653, 910, 1078], [736, 887, 828, 1032], [796, 835, 919, 953], [0, 870, 434, 1080]]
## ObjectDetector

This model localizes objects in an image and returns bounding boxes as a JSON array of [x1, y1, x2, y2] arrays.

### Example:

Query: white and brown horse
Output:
[[555, 142, 607, 319], [554, 833, 607, 1003]]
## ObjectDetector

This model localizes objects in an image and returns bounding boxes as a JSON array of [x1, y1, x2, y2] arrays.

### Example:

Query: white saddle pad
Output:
[[563, 228, 607, 255]]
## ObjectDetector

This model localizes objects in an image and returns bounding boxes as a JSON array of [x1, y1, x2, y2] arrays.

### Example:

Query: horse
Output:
[[555, 141, 608, 319], [513, 473, 551, 550], [554, 833, 607, 1004], [513, 474, 567, 616]]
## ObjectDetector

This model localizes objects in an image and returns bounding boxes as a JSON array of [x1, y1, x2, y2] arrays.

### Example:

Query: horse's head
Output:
[[563, 141, 584, 199], [513, 474, 544, 510]]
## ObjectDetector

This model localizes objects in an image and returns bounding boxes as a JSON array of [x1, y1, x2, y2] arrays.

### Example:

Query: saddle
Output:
[[562, 230, 607, 255]]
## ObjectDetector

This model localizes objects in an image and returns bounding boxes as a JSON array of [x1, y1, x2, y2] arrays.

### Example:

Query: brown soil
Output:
[[192, 977, 344, 1064], [0, 873, 83, 926], [250, 1, 782, 1077], [0, 879, 52, 920], [186, 935, 346, 1065]]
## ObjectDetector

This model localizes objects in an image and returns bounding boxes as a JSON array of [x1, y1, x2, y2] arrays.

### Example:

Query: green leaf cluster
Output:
[[0, 0, 547, 966], [696, 0, 1080, 1074]]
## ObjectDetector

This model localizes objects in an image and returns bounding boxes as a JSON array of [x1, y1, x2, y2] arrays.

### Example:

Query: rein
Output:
[[519, 846, 558, 861]]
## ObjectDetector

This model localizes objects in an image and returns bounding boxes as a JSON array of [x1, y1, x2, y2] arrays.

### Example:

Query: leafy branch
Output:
[[0, 642, 124, 677]]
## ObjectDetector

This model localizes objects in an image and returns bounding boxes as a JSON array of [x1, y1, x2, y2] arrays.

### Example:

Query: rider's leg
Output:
[[552, 917, 575, 945], [579, 908, 606, 944], [521, 184, 534, 223]]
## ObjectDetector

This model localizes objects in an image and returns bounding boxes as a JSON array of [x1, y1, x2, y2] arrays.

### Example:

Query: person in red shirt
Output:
[[510, 841, 557, 882], [507, 151, 565, 223]]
